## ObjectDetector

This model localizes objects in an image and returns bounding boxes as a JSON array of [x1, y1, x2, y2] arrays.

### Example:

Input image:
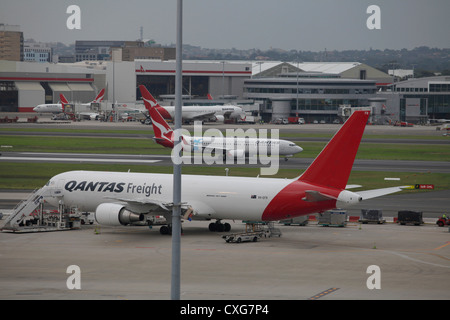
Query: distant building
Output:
[[75, 40, 143, 61], [253, 61, 392, 85], [119, 47, 175, 61], [75, 40, 175, 62], [378, 76, 450, 122], [388, 69, 414, 80], [24, 42, 53, 63], [244, 75, 378, 122], [0, 24, 23, 61], [244, 61, 393, 122]]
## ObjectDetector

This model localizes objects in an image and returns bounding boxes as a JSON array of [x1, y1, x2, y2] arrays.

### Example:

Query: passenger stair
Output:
[[2, 187, 52, 231]]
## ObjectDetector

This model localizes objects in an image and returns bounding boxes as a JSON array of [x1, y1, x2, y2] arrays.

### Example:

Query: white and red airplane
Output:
[[140, 85, 303, 160], [41, 110, 406, 234], [140, 87, 243, 123], [60, 88, 105, 107], [33, 89, 105, 114]]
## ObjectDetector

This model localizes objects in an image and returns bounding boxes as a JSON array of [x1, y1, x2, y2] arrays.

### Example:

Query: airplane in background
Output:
[[37, 111, 407, 235], [60, 89, 105, 120], [140, 85, 303, 160], [60, 88, 105, 107], [33, 89, 105, 114], [139, 85, 243, 123]]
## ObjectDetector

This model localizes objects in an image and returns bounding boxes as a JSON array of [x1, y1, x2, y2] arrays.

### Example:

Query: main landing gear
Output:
[[208, 220, 231, 232], [159, 224, 183, 235]]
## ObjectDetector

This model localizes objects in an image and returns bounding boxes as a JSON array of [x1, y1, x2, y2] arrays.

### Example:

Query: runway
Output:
[[1, 151, 450, 173]]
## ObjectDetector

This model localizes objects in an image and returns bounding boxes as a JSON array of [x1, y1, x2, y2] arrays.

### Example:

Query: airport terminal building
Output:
[[243, 75, 378, 123], [1, 58, 449, 123], [0, 59, 252, 112], [378, 76, 450, 122]]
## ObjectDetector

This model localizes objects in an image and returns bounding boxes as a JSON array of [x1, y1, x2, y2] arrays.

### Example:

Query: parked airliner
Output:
[[33, 89, 105, 114], [40, 111, 406, 234], [140, 85, 303, 160], [140, 86, 243, 123]]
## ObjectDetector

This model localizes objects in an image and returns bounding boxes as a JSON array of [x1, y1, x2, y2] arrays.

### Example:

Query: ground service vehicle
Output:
[[436, 216, 450, 227]]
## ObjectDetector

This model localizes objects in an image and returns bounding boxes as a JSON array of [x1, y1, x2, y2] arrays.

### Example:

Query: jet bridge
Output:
[[1, 187, 81, 233]]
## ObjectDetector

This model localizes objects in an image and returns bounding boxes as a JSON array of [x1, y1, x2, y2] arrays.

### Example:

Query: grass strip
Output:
[[1, 135, 449, 161]]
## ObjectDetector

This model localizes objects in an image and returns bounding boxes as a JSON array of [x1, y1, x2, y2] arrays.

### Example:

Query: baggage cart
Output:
[[359, 209, 385, 224], [397, 211, 424, 226], [318, 210, 347, 227]]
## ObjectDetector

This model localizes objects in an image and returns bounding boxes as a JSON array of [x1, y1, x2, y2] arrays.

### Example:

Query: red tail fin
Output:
[[207, 94, 213, 100], [299, 111, 370, 190], [139, 85, 160, 112], [93, 89, 105, 102], [60, 94, 69, 104], [139, 85, 174, 148]]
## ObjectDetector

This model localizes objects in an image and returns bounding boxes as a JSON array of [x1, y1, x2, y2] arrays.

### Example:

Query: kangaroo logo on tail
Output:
[[93, 89, 105, 103], [139, 85, 175, 148]]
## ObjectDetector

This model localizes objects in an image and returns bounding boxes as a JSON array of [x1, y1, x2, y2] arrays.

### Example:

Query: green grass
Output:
[[293, 142, 449, 161], [0, 136, 170, 155], [1, 135, 449, 161]]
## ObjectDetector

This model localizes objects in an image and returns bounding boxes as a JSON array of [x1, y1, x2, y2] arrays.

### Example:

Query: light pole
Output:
[[171, 0, 183, 301]]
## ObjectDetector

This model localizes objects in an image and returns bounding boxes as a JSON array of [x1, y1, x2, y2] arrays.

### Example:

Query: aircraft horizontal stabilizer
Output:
[[356, 186, 408, 200], [302, 190, 337, 202]]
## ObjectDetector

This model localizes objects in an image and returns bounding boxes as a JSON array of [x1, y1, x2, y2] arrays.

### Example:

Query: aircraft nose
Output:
[[296, 146, 303, 153]]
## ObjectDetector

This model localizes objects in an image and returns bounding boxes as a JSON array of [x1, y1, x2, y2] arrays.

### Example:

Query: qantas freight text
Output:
[[64, 181, 163, 197]]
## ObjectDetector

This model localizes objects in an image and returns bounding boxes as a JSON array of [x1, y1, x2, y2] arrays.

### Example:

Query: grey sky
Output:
[[1, 0, 449, 51]]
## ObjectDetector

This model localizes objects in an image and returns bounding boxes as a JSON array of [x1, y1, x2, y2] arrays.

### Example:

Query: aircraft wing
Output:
[[356, 186, 409, 200], [104, 196, 171, 214], [104, 196, 215, 221]]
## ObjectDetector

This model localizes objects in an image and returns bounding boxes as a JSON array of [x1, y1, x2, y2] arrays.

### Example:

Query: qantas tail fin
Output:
[[93, 89, 105, 103], [207, 94, 213, 100], [299, 111, 370, 190], [59, 94, 69, 111], [60, 94, 69, 105], [139, 85, 174, 148], [139, 85, 160, 112]]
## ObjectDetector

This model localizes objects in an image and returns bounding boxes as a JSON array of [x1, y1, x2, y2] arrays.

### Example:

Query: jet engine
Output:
[[336, 190, 363, 208], [95, 203, 144, 226]]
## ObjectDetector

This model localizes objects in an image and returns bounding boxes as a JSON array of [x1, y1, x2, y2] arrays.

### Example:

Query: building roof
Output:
[[297, 62, 362, 74], [252, 61, 362, 76]]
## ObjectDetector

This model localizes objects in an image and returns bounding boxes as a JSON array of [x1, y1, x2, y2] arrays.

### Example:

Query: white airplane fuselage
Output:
[[44, 170, 355, 222], [183, 136, 303, 157], [33, 104, 63, 113], [46, 171, 286, 221], [157, 105, 243, 121]]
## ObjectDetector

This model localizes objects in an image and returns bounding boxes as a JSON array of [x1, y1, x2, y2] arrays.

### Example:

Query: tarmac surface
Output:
[[0, 218, 448, 300]]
